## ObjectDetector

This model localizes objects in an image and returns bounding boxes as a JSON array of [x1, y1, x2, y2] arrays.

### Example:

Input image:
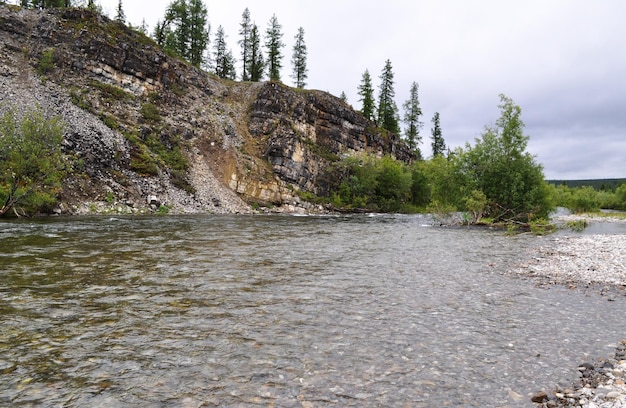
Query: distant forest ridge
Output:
[[547, 178, 626, 190]]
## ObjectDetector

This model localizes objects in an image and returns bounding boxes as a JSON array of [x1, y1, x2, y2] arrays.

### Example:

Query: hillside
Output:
[[0, 5, 414, 215]]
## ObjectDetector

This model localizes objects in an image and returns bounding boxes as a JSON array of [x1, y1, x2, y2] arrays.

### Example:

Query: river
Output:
[[1, 214, 624, 407]]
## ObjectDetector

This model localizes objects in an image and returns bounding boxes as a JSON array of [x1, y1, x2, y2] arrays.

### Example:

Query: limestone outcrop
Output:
[[0, 5, 414, 214]]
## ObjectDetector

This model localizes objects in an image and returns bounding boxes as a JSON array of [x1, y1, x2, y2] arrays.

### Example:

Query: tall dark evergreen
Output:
[[402, 81, 423, 156], [213, 25, 236, 79], [291, 27, 308, 89], [431, 112, 446, 157], [377, 59, 400, 134], [238, 8, 252, 81], [153, 0, 209, 67], [248, 24, 264, 81], [357, 69, 375, 122], [265, 14, 284, 82], [115, 0, 125, 23], [187, 0, 209, 67]]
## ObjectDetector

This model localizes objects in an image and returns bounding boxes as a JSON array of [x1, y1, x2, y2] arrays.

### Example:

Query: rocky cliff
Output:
[[0, 5, 414, 214]]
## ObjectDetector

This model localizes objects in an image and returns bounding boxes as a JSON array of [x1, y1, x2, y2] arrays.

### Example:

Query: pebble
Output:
[[520, 214, 626, 407]]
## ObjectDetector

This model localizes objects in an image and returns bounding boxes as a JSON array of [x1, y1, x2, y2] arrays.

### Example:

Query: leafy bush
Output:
[[140, 103, 161, 122], [456, 95, 553, 222], [36, 48, 55, 75], [0, 106, 68, 216]]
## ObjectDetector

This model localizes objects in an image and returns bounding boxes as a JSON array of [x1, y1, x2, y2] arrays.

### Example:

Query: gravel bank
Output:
[[514, 214, 626, 407]]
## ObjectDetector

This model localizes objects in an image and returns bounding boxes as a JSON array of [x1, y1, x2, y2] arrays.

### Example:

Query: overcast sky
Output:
[[95, 0, 625, 180]]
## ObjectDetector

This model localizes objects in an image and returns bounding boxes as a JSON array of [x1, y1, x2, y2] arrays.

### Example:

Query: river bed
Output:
[[1, 214, 625, 407]]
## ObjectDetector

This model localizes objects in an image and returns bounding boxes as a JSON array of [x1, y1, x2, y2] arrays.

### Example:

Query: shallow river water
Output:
[[1, 214, 625, 407]]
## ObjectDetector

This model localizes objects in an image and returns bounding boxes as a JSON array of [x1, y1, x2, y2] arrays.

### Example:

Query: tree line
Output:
[[355, 60, 446, 160]]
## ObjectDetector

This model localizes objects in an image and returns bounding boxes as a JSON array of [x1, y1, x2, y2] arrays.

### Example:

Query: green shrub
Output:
[[37, 48, 55, 75], [568, 186, 600, 213], [0, 107, 68, 216], [140, 103, 161, 122]]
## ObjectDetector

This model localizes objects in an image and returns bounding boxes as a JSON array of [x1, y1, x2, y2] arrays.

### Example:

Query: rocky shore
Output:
[[513, 214, 626, 407]]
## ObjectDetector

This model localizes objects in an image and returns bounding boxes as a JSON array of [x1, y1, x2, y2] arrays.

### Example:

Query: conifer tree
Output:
[[265, 14, 284, 82], [291, 27, 308, 89], [340, 91, 348, 103], [431, 112, 446, 157], [154, 0, 209, 67], [357, 69, 375, 122], [402, 81, 423, 156], [115, 0, 125, 24], [187, 0, 209, 67], [238, 8, 252, 81], [377, 59, 400, 134], [248, 24, 265, 82], [213, 25, 236, 79]]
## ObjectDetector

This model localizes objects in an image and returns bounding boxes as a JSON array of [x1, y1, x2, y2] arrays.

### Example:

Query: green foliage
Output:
[[248, 24, 265, 82], [357, 69, 376, 122], [265, 14, 284, 81], [549, 183, 626, 212], [92, 81, 134, 101], [402, 81, 423, 155], [213, 25, 237, 80], [328, 154, 412, 212], [430, 112, 446, 157], [566, 219, 588, 232], [238, 7, 252, 81], [0, 106, 68, 216], [291, 27, 308, 89], [463, 189, 487, 224], [140, 103, 161, 122], [154, 0, 209, 67], [456, 95, 552, 222], [36, 48, 55, 75], [377, 59, 400, 134]]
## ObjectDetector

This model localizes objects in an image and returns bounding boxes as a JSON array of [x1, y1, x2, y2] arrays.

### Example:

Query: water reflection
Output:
[[1, 215, 624, 407]]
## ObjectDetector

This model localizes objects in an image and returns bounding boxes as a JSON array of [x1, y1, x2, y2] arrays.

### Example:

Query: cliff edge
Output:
[[0, 5, 414, 214]]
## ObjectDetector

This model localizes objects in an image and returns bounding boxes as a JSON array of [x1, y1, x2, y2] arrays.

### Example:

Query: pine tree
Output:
[[291, 27, 308, 89], [213, 25, 236, 79], [187, 0, 209, 67], [115, 0, 125, 23], [238, 8, 252, 81], [357, 69, 375, 122], [431, 112, 446, 157], [377, 59, 400, 134], [248, 24, 264, 82], [402, 81, 423, 155], [340, 91, 348, 103], [154, 0, 209, 67], [265, 14, 284, 82]]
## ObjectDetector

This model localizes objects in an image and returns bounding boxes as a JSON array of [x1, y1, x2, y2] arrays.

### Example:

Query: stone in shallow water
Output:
[[531, 391, 548, 403]]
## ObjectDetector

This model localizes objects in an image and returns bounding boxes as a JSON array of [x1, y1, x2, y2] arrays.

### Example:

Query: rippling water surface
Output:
[[1, 214, 625, 407]]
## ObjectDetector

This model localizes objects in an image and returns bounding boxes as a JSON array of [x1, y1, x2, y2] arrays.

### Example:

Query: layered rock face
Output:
[[0, 5, 414, 214]]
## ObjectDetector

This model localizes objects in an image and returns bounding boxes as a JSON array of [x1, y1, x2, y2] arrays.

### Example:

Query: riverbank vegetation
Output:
[[321, 95, 556, 225], [0, 107, 70, 217]]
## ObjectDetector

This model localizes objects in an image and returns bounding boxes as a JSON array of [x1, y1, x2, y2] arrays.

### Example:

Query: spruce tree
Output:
[[154, 0, 209, 67], [115, 0, 125, 23], [291, 27, 308, 89], [187, 0, 209, 67], [265, 14, 284, 82], [402, 81, 423, 155], [357, 69, 375, 122], [213, 25, 236, 79], [377, 59, 400, 134], [431, 112, 446, 157], [238, 8, 252, 81], [248, 24, 265, 81]]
